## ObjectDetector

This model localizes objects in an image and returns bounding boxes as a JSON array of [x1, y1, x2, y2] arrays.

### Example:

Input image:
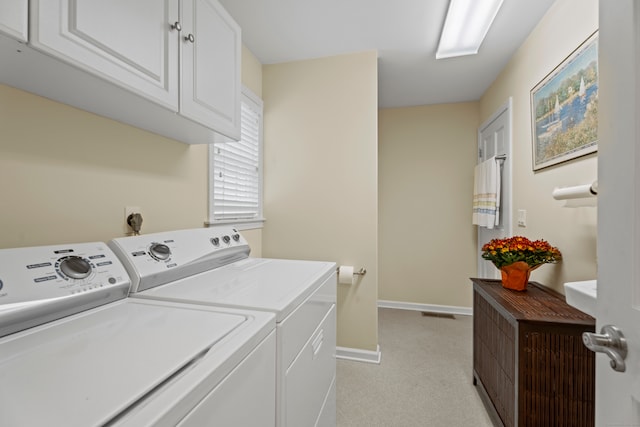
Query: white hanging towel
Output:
[[472, 156, 501, 228]]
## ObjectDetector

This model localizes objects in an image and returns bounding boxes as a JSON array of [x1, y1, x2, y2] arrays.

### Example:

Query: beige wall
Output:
[[242, 44, 262, 98], [0, 45, 264, 251], [262, 51, 379, 351], [239, 45, 264, 255], [480, 0, 599, 292], [379, 103, 479, 307]]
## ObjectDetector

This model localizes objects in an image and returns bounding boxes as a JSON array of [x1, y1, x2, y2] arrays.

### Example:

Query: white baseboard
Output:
[[336, 303, 470, 364], [377, 300, 472, 316], [336, 345, 381, 364]]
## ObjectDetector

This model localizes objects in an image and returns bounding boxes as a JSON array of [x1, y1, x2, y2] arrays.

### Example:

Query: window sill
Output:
[[204, 218, 266, 230]]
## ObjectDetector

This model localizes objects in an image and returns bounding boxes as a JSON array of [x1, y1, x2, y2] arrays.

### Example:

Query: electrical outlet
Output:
[[517, 209, 527, 227], [124, 206, 142, 234]]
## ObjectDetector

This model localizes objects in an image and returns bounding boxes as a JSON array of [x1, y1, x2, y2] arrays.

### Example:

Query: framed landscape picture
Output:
[[531, 31, 598, 171]]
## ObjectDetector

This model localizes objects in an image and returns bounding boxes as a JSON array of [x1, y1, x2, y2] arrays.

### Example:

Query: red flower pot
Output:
[[499, 261, 537, 291]]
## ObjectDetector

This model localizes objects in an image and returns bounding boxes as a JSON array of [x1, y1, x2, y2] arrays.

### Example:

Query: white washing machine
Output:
[[109, 227, 337, 427], [0, 241, 276, 427]]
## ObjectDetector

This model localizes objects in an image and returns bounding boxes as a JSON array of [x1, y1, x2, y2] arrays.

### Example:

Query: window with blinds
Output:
[[209, 87, 263, 224]]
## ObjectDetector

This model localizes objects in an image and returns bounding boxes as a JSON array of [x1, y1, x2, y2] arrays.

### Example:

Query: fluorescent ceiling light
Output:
[[436, 0, 504, 59]]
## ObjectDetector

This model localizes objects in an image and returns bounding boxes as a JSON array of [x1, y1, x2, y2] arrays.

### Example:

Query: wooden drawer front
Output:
[[474, 293, 516, 426], [471, 279, 596, 427], [520, 328, 595, 427]]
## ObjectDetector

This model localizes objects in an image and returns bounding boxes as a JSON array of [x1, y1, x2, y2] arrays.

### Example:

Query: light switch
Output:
[[517, 209, 527, 227]]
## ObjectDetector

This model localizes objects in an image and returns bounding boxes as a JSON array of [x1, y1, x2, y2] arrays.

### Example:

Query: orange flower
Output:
[[481, 236, 562, 268]]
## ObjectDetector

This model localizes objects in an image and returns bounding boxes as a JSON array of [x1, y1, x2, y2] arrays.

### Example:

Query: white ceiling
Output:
[[218, 0, 556, 108]]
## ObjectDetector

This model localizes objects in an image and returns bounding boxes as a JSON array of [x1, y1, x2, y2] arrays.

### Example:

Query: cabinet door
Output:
[[30, 0, 179, 110], [180, 0, 241, 140], [0, 0, 27, 42]]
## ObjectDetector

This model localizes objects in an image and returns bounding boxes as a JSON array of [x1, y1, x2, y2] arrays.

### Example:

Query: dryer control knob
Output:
[[222, 235, 231, 244], [232, 234, 240, 242], [149, 243, 171, 261], [211, 237, 220, 246], [59, 256, 92, 279]]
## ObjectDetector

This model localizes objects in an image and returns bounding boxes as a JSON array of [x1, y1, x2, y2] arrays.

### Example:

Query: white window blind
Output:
[[210, 88, 263, 223]]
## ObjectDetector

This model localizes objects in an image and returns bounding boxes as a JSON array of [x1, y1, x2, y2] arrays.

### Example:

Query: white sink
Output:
[[564, 280, 597, 317]]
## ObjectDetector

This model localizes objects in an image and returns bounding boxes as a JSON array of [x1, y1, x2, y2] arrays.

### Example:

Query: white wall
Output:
[[239, 45, 264, 256], [480, 0, 599, 292], [262, 51, 379, 351], [0, 45, 263, 250], [377, 0, 599, 304], [379, 103, 479, 308]]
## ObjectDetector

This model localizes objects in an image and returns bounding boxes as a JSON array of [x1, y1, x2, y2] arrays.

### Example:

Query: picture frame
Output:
[[530, 31, 598, 171]]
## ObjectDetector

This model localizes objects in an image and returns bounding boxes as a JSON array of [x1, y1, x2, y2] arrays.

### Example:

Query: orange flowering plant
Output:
[[481, 236, 562, 269]]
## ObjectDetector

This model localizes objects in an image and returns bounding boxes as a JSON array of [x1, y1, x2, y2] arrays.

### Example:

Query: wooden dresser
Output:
[[470, 278, 595, 427]]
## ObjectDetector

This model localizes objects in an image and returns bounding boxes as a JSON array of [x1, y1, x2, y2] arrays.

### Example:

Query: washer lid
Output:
[[139, 258, 336, 321], [0, 298, 265, 427]]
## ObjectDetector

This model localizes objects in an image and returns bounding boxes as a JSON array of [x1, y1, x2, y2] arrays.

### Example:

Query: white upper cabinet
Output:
[[25, 0, 241, 142], [180, 0, 241, 140], [0, 0, 28, 42], [30, 0, 179, 111]]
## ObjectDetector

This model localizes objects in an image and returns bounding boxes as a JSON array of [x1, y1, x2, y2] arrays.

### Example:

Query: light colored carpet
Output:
[[336, 308, 494, 426]]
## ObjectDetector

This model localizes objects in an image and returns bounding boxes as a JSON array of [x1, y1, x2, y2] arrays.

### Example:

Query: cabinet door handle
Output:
[[170, 21, 182, 31], [184, 34, 195, 43]]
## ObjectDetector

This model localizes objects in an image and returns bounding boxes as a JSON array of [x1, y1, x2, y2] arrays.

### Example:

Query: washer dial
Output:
[[59, 256, 92, 279], [149, 243, 171, 261]]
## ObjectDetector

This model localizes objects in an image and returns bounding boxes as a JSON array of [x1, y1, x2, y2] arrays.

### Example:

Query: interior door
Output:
[[595, 1, 640, 424], [477, 99, 512, 279]]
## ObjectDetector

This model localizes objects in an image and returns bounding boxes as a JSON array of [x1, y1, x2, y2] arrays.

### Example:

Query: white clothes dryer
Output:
[[0, 241, 276, 427], [109, 227, 337, 427]]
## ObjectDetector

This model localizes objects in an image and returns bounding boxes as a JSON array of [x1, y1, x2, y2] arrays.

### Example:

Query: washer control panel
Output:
[[0, 243, 129, 301], [0, 242, 131, 338], [109, 227, 250, 293]]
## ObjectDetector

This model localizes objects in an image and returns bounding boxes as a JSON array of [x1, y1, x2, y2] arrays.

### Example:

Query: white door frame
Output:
[[477, 98, 513, 278]]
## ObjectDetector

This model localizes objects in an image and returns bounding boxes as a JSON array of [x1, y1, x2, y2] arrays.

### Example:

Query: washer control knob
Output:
[[222, 235, 231, 244], [59, 256, 92, 279], [211, 237, 220, 247], [232, 234, 240, 242], [149, 243, 171, 261]]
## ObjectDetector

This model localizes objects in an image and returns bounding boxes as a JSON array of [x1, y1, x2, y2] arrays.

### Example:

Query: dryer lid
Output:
[[141, 257, 336, 321]]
